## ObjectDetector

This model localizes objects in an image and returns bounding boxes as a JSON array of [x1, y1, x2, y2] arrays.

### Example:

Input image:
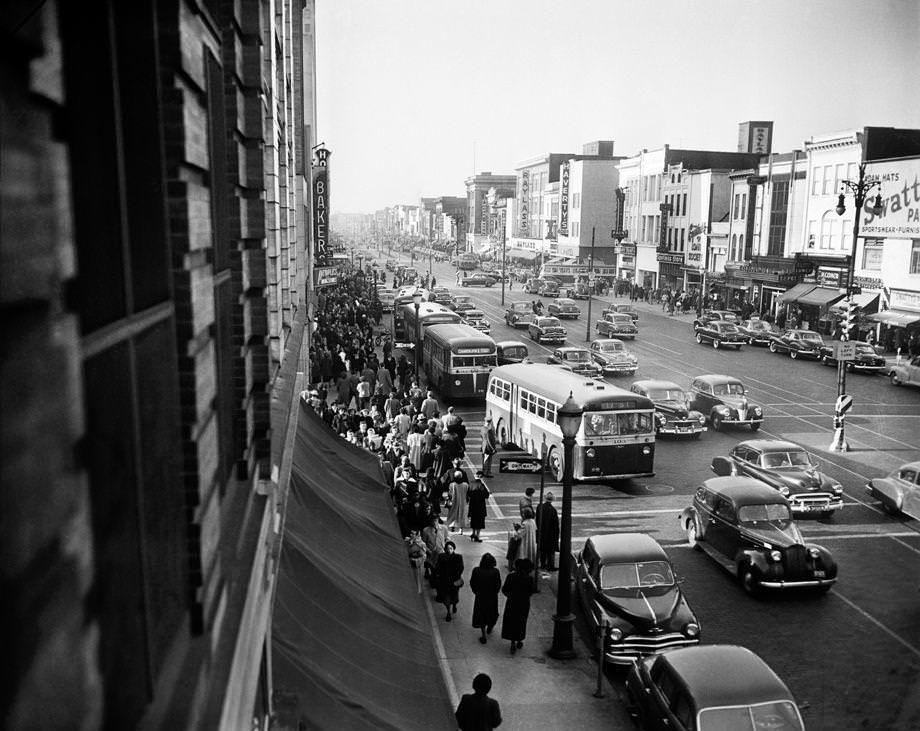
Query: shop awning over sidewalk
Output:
[[507, 249, 539, 261], [829, 291, 880, 314], [866, 309, 920, 327], [272, 402, 454, 730], [777, 283, 816, 304], [795, 286, 845, 308]]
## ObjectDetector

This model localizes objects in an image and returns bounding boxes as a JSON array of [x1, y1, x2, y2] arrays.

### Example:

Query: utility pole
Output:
[[585, 227, 595, 342]]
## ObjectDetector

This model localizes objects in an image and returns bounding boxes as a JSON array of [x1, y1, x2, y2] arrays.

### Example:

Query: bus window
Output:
[[584, 413, 618, 436], [619, 412, 653, 435]]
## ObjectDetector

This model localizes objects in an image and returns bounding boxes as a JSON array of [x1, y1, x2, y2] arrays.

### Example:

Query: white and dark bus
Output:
[[393, 300, 462, 346], [485, 363, 656, 481], [423, 323, 497, 399]]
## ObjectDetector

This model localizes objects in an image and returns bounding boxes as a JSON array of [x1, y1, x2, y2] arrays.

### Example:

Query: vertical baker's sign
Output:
[[312, 145, 330, 266], [559, 161, 570, 237], [519, 170, 530, 236]]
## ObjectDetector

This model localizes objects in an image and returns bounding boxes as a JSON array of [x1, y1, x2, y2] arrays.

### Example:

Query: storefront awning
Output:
[[777, 283, 816, 304], [829, 291, 880, 314], [795, 286, 846, 308], [866, 309, 920, 327], [507, 249, 539, 261]]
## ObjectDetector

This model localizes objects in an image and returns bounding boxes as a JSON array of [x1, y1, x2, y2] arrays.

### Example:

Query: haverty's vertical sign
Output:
[[312, 145, 330, 266], [559, 161, 570, 236]]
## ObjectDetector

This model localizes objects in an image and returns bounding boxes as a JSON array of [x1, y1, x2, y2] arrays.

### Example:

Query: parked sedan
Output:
[[547, 297, 581, 319], [460, 272, 496, 287], [626, 645, 805, 731], [630, 380, 705, 438], [889, 353, 920, 387], [504, 302, 534, 328], [819, 341, 887, 372], [546, 347, 602, 377], [694, 321, 746, 350], [524, 278, 544, 294], [767, 329, 825, 359], [689, 374, 763, 432], [866, 461, 920, 519], [608, 303, 639, 321], [680, 476, 837, 595], [595, 312, 638, 339], [496, 340, 530, 366], [710, 439, 844, 519], [429, 286, 453, 305], [449, 295, 476, 313], [461, 309, 491, 334], [589, 338, 638, 376], [528, 316, 567, 345], [575, 534, 700, 666], [736, 318, 774, 345], [692, 309, 738, 331]]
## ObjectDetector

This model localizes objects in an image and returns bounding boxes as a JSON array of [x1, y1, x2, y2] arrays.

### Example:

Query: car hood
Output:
[[739, 522, 805, 548], [595, 351, 634, 364], [719, 395, 757, 410], [598, 586, 691, 630], [654, 398, 691, 416], [770, 467, 831, 491]]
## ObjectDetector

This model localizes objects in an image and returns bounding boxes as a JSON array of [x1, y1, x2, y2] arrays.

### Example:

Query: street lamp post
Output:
[[412, 290, 423, 384], [829, 162, 882, 452], [548, 392, 583, 660]]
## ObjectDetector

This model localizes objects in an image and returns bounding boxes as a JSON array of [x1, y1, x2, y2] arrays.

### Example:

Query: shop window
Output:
[[820, 213, 834, 250], [822, 165, 834, 195], [862, 245, 883, 270], [811, 167, 822, 195], [731, 234, 738, 260], [910, 240, 920, 274]]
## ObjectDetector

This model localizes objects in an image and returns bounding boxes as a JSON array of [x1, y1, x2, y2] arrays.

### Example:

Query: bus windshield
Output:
[[583, 411, 653, 436]]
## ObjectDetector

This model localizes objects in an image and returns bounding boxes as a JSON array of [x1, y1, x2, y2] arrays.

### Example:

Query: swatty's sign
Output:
[[860, 158, 920, 239]]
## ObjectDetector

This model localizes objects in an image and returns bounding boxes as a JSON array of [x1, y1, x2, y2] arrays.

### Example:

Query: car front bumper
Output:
[[659, 422, 706, 435], [605, 634, 700, 665], [789, 495, 844, 515], [599, 362, 637, 374]]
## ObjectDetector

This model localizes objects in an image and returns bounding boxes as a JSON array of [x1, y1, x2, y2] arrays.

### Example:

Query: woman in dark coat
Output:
[[469, 553, 501, 644], [433, 540, 464, 622], [500, 557, 535, 654], [466, 475, 491, 542]]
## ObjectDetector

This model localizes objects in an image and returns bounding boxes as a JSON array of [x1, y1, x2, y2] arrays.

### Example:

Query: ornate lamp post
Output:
[[829, 162, 883, 452], [412, 290, 423, 382], [548, 392, 583, 659]]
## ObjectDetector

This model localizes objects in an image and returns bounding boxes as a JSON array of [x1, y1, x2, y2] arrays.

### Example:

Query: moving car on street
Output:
[[589, 338, 638, 376], [524, 277, 544, 294], [504, 302, 534, 328], [689, 374, 763, 432], [596, 312, 638, 339], [547, 297, 581, 319], [538, 280, 561, 297], [625, 645, 806, 731], [736, 318, 774, 346], [528, 316, 568, 345], [767, 329, 825, 359], [460, 308, 491, 334], [546, 346, 603, 378], [680, 476, 837, 595], [692, 309, 738, 331], [819, 341, 887, 372], [495, 340, 530, 365], [865, 461, 920, 519], [429, 286, 453, 306], [608, 303, 639, 321], [694, 320, 746, 350], [449, 294, 476, 314], [710, 439, 844, 519], [574, 533, 700, 666], [460, 272, 496, 287], [630, 380, 705, 438], [889, 354, 920, 387]]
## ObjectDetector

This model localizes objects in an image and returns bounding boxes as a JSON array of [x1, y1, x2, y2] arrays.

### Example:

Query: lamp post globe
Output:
[[548, 391, 583, 660]]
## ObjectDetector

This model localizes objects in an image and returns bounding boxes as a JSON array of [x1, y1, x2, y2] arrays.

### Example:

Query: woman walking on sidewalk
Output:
[[500, 557, 535, 654], [469, 553, 501, 644], [433, 540, 464, 622], [466, 473, 490, 542]]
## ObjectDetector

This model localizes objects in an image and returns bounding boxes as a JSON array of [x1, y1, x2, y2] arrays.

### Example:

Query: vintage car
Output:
[[528, 316, 568, 345], [571, 282, 592, 300], [460, 272, 496, 287], [710, 439, 844, 519], [736, 318, 774, 346], [376, 288, 396, 312], [630, 380, 705, 438], [575, 534, 700, 666], [590, 338, 638, 376], [889, 353, 920, 388], [595, 312, 638, 340], [538, 280, 561, 298], [694, 321, 746, 350], [818, 341, 887, 372], [524, 278, 544, 294], [692, 309, 738, 331], [496, 340, 530, 366], [625, 645, 806, 731], [608, 303, 639, 321], [547, 297, 581, 319], [866, 461, 920, 519], [767, 329, 825, 359], [429, 286, 453, 305], [546, 346, 602, 377], [504, 302, 534, 328], [384, 259, 397, 271], [460, 308, 491, 334], [689, 374, 763, 432], [680, 476, 837, 595], [448, 294, 476, 314]]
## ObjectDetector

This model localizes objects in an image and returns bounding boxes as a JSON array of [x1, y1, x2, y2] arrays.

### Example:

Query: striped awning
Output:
[[777, 283, 816, 304], [829, 291, 880, 314], [866, 309, 920, 327]]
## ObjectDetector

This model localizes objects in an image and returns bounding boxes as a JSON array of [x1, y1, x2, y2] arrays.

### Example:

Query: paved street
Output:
[[399, 255, 920, 730]]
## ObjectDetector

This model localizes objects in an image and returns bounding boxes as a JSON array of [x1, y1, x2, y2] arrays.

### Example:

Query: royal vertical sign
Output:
[[312, 145, 330, 266], [559, 161, 570, 237], [519, 170, 530, 236]]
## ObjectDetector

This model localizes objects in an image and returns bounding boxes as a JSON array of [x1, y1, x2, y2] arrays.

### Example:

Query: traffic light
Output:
[[843, 301, 859, 340]]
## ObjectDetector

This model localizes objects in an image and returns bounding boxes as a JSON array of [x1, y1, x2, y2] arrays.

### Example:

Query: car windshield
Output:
[[712, 382, 745, 396], [648, 388, 685, 401], [613, 314, 632, 323], [600, 560, 675, 589], [746, 320, 767, 330], [503, 347, 527, 359], [454, 296, 472, 304], [698, 700, 804, 731], [761, 451, 812, 469], [737, 503, 793, 528], [564, 351, 590, 362], [800, 332, 822, 341], [541, 318, 562, 327], [583, 411, 654, 436], [598, 342, 625, 352], [716, 323, 739, 332], [855, 344, 876, 354]]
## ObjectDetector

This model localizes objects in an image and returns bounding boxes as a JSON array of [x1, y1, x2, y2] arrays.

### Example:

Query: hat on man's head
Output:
[[545, 492, 554, 501]]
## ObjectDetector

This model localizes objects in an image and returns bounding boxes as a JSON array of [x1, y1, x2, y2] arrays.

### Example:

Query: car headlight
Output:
[[683, 622, 700, 638], [642, 445, 651, 455], [609, 627, 624, 642], [779, 486, 790, 496], [831, 483, 843, 495], [769, 550, 782, 562], [586, 448, 596, 458], [698, 415, 706, 425], [753, 406, 762, 415], [629, 355, 638, 363], [808, 547, 821, 559], [483, 320, 490, 327]]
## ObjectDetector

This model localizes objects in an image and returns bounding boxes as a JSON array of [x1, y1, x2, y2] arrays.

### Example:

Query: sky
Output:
[[316, 0, 920, 214]]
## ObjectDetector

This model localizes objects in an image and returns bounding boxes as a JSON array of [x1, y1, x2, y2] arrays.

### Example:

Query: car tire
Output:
[[890, 372, 902, 386], [713, 339, 721, 350], [790, 350, 798, 360], [740, 565, 762, 597], [880, 499, 901, 516], [750, 422, 760, 432], [711, 414, 722, 432], [696, 333, 704, 344], [686, 520, 701, 549], [769, 341, 778, 353]]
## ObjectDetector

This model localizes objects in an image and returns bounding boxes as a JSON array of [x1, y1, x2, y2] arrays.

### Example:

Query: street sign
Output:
[[835, 394, 853, 415], [834, 341, 857, 361], [499, 457, 543, 474]]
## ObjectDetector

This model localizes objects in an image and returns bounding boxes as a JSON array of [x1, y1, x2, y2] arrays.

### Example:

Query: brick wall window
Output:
[[767, 180, 789, 256]]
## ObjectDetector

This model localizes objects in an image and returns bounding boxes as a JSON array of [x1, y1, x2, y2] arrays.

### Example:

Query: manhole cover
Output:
[[644, 482, 675, 495]]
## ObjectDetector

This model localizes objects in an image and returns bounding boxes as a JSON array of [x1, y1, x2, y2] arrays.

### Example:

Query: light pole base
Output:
[[548, 613, 577, 660], [828, 428, 849, 452]]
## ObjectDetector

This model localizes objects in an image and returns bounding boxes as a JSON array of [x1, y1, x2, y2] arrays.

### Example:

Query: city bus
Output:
[[485, 363, 656, 481], [393, 301, 462, 346], [423, 323, 497, 399], [457, 252, 479, 271]]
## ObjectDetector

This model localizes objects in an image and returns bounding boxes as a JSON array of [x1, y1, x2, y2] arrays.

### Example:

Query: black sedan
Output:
[[546, 346, 602, 377], [495, 340, 530, 365], [736, 318, 774, 346], [767, 329, 825, 359], [504, 302, 534, 328], [630, 380, 705, 438], [546, 297, 581, 319], [694, 321, 746, 350], [680, 476, 837, 595], [528, 316, 567, 345], [689, 374, 763, 432], [575, 533, 700, 666], [819, 341, 887, 372], [692, 308, 738, 331], [460, 272, 496, 287]]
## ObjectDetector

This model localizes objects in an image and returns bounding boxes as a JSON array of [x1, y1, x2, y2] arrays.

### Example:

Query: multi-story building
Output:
[[3, 1, 317, 728], [465, 172, 517, 255]]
